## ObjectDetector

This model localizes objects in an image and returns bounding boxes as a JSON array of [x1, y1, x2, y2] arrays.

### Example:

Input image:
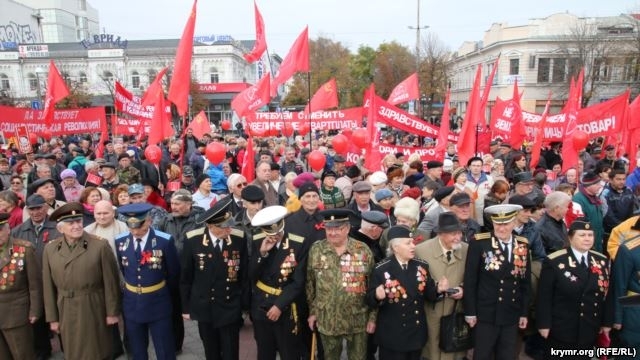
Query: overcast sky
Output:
[[95, 0, 634, 55]]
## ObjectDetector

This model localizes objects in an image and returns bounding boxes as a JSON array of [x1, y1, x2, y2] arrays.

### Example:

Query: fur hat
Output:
[[394, 197, 420, 223]]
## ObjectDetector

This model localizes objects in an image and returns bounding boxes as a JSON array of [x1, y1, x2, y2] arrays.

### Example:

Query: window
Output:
[[509, 58, 519, 75], [79, 72, 87, 83], [103, 71, 114, 82], [78, 0, 86, 10], [60, 71, 71, 85], [623, 58, 639, 82], [209, 67, 219, 83], [147, 69, 157, 82], [0, 74, 9, 90], [28, 73, 38, 91], [131, 71, 140, 88], [537, 58, 550, 83], [552, 58, 566, 83]]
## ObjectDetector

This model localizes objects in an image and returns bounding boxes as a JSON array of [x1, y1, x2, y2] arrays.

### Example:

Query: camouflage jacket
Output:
[[306, 238, 376, 336], [116, 166, 141, 185]]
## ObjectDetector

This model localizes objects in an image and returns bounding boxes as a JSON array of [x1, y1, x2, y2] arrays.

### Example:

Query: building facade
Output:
[[448, 12, 639, 118]]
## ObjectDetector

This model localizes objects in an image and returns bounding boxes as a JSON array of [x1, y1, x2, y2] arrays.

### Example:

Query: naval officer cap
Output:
[[320, 209, 355, 228], [251, 206, 288, 235], [484, 204, 523, 224], [387, 225, 413, 240], [50, 202, 85, 223], [118, 203, 154, 229], [569, 217, 593, 232], [196, 196, 236, 227]]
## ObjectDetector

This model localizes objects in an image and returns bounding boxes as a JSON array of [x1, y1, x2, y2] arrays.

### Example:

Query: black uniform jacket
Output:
[[536, 248, 613, 346], [463, 233, 531, 326], [366, 256, 438, 352], [249, 230, 308, 324], [180, 227, 248, 327]]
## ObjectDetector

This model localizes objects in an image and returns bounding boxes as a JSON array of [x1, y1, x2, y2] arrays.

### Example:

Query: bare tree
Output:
[[419, 32, 450, 116]]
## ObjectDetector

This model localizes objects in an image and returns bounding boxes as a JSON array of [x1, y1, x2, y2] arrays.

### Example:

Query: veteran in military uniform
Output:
[[463, 204, 531, 360], [115, 203, 181, 360], [537, 218, 613, 359], [306, 209, 376, 360], [612, 227, 640, 357], [180, 197, 248, 360], [42, 202, 121, 360], [251, 206, 307, 360], [0, 213, 42, 360], [366, 225, 445, 360]]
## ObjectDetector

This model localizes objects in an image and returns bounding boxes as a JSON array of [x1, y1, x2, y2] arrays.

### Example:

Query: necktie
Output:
[[135, 238, 142, 260], [446, 251, 452, 263], [238, 200, 243, 208], [35, 224, 43, 237], [214, 239, 222, 253], [581, 255, 588, 269], [502, 242, 510, 263], [401, 264, 407, 270]]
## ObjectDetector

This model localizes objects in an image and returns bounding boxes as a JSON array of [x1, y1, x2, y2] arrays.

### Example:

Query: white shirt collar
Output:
[[571, 247, 589, 261], [134, 229, 151, 250]]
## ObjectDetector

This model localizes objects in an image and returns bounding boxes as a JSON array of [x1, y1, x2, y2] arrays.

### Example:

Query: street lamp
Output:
[[407, 0, 429, 74]]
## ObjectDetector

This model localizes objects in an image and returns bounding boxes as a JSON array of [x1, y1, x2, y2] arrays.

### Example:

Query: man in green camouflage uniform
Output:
[[306, 209, 376, 360], [116, 153, 141, 185]]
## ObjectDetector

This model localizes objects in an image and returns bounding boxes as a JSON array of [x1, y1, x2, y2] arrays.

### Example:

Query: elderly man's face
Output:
[[256, 163, 271, 182], [27, 205, 47, 223], [170, 199, 191, 217], [170, 145, 181, 155], [128, 218, 151, 238], [230, 177, 247, 197], [36, 183, 56, 202], [119, 158, 131, 168], [58, 218, 84, 240]]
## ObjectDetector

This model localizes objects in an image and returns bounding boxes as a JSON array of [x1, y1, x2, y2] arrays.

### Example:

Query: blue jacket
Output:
[[115, 228, 180, 323], [625, 167, 640, 191]]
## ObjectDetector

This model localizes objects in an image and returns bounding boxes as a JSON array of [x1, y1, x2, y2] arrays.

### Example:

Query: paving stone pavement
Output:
[[50, 318, 257, 359]]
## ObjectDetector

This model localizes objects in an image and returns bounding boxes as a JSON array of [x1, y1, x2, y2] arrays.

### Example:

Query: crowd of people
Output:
[[0, 128, 639, 360]]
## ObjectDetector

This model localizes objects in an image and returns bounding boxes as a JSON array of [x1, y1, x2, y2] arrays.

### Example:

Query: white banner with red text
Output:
[[244, 107, 363, 131]]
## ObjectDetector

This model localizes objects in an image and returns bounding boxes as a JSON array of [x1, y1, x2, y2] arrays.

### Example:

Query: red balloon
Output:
[[332, 134, 349, 154], [220, 120, 232, 131], [298, 123, 311, 136], [352, 128, 369, 149], [41, 129, 52, 141], [572, 130, 589, 150], [308, 150, 326, 171], [342, 128, 353, 137], [205, 142, 226, 165], [144, 145, 162, 164], [282, 124, 294, 137]]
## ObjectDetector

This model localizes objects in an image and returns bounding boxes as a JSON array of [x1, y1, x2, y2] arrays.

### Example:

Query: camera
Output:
[[445, 288, 459, 295]]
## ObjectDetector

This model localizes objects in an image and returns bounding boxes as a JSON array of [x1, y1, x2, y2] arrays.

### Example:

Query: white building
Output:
[[448, 12, 639, 118], [1, 0, 99, 45]]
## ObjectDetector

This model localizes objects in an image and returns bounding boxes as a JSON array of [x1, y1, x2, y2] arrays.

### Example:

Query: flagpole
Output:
[[307, 72, 312, 154]]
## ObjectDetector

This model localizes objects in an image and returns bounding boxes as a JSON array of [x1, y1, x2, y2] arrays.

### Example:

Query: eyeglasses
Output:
[[236, 182, 248, 188], [11, 182, 21, 185]]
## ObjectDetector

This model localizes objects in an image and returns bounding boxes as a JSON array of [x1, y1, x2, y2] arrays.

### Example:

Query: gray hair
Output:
[[284, 172, 297, 184], [85, 161, 99, 171], [543, 191, 571, 210]]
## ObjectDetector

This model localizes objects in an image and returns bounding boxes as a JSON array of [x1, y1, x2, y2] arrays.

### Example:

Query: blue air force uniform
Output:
[[115, 203, 181, 360]]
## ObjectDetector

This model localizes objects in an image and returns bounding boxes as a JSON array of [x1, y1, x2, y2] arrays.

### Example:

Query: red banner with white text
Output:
[[371, 95, 459, 142], [115, 81, 171, 119], [110, 115, 150, 135], [245, 107, 363, 131], [0, 105, 107, 136], [344, 143, 440, 165]]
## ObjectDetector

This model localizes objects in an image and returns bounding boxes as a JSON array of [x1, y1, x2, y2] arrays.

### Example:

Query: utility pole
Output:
[[408, 0, 429, 116]]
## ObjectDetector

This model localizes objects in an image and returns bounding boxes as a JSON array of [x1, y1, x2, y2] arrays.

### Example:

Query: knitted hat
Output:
[[369, 171, 387, 186], [195, 174, 210, 188], [394, 197, 420, 223], [401, 187, 422, 200], [581, 171, 601, 187], [298, 182, 319, 198]]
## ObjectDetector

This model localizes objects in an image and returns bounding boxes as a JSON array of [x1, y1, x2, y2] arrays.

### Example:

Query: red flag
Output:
[[530, 93, 551, 169], [457, 65, 482, 166], [364, 84, 382, 172], [42, 60, 70, 127], [561, 79, 580, 172], [231, 73, 270, 117], [628, 95, 640, 130], [147, 89, 174, 146], [479, 56, 500, 110], [185, 110, 211, 139], [433, 88, 451, 160], [244, 1, 267, 63], [271, 27, 309, 96], [241, 137, 256, 182], [304, 78, 338, 112], [387, 73, 419, 105], [141, 67, 168, 107], [94, 130, 107, 159], [167, 0, 197, 117]]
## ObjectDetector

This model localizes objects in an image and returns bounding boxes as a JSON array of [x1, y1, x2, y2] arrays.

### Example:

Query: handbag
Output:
[[439, 300, 473, 352]]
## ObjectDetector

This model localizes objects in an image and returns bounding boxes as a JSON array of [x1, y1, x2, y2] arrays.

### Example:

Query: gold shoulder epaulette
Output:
[[11, 239, 32, 248], [253, 232, 267, 241], [288, 233, 304, 243], [375, 258, 391, 268], [588, 249, 607, 259], [515, 235, 529, 244], [186, 228, 205, 238], [547, 249, 567, 260], [474, 232, 491, 241], [623, 238, 640, 251], [230, 228, 244, 238]]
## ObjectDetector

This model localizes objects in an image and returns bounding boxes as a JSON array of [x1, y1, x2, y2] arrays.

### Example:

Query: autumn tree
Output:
[[345, 45, 376, 107], [374, 41, 416, 98], [419, 32, 451, 114], [56, 81, 93, 108], [0, 89, 16, 106]]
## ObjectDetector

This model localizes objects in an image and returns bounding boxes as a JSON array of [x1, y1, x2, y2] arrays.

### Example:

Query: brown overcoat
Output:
[[42, 232, 121, 360], [415, 236, 468, 360]]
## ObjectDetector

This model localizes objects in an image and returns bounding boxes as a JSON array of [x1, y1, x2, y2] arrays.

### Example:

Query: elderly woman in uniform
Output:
[[366, 225, 448, 360], [537, 218, 613, 359]]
